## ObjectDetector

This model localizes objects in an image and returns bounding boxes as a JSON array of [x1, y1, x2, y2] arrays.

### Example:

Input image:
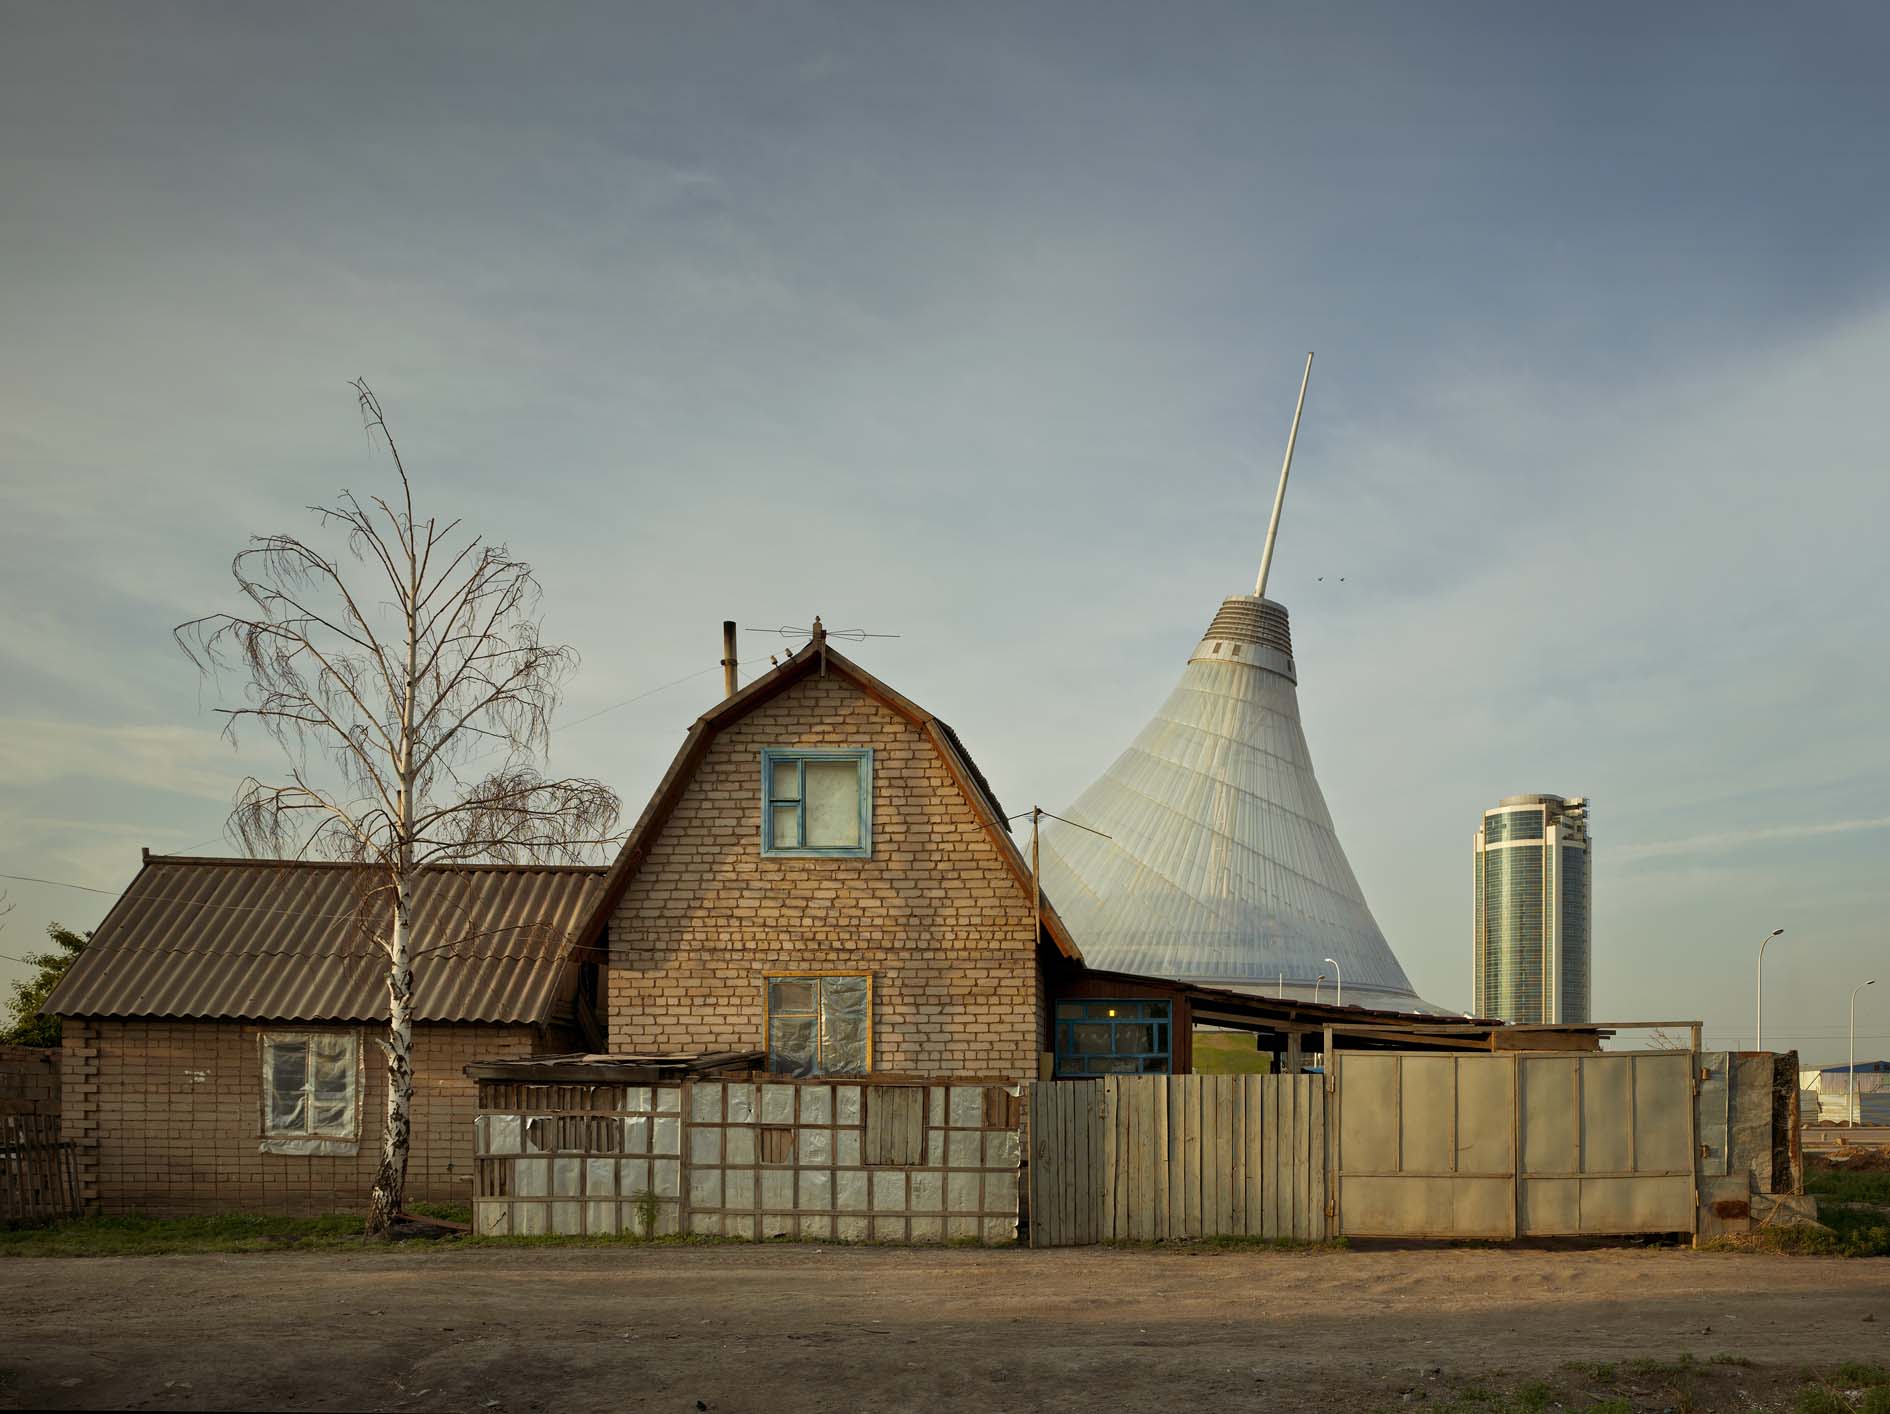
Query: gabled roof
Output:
[[573, 638, 1082, 960], [44, 854, 604, 1024]]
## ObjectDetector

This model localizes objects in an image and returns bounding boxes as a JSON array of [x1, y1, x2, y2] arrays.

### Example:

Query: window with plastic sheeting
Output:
[[764, 974, 871, 1076], [1052, 999, 1172, 1077], [259, 1031, 361, 1155], [760, 749, 872, 857]]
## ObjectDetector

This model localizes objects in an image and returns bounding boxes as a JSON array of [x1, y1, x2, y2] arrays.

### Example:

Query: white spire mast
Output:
[[1253, 351, 1314, 598]]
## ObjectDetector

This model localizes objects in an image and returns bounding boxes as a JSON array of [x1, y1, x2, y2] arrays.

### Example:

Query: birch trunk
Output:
[[367, 875, 415, 1234]]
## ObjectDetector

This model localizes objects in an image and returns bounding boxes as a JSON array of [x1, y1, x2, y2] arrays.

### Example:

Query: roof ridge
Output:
[[142, 853, 608, 874]]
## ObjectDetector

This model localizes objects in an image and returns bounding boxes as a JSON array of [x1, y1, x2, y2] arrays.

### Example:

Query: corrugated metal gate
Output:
[[1333, 1051, 1697, 1239], [1028, 1075, 1324, 1246]]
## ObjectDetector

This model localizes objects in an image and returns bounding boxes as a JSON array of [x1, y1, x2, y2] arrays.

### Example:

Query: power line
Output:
[[559, 663, 723, 731]]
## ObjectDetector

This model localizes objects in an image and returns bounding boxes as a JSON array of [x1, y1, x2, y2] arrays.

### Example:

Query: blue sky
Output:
[[3, 2, 1887, 1061]]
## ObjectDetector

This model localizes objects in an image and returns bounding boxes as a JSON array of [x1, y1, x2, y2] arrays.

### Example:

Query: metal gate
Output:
[[1333, 1050, 1697, 1239]]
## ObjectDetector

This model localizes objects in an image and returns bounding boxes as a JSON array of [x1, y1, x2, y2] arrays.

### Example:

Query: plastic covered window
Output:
[[766, 975, 870, 1076], [761, 750, 871, 856], [262, 1032, 358, 1139]]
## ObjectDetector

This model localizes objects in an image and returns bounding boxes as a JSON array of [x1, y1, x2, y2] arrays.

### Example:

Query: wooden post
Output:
[[1284, 1031, 1303, 1075], [721, 621, 738, 698], [1030, 807, 1042, 947]]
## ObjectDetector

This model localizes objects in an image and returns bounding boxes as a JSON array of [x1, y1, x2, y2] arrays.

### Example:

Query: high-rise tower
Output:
[[1472, 794, 1592, 1023], [1037, 355, 1432, 1011]]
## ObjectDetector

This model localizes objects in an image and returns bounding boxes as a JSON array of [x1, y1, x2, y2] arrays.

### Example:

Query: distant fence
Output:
[[1027, 1074, 1325, 1247], [2, 1115, 81, 1225]]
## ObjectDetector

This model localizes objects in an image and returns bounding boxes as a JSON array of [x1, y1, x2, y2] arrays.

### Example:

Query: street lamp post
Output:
[[1851, 979, 1877, 1126], [1313, 973, 1326, 1006], [1754, 928, 1786, 1051], [1325, 957, 1343, 1008]]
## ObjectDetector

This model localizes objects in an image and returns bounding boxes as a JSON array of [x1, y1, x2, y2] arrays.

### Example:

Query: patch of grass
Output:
[[1708, 1352, 1754, 1367], [1805, 1164, 1890, 1207], [1835, 1362, 1890, 1388], [1190, 1031, 1272, 1075], [1624, 1352, 1697, 1376], [1796, 1386, 1850, 1414], [0, 1212, 367, 1258], [1705, 1204, 1890, 1258], [405, 1201, 471, 1225], [1510, 1379, 1554, 1412], [1559, 1360, 1617, 1382]]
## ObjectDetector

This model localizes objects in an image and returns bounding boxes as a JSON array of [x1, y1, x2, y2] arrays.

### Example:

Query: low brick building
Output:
[[576, 628, 1083, 1086], [43, 855, 601, 1216]]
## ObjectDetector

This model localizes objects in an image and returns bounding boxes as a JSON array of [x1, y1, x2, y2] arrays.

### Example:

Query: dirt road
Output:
[[3, 1244, 1886, 1412]]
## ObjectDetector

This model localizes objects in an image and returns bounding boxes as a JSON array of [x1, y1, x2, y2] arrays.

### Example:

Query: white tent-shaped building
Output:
[[1038, 355, 1433, 1012]]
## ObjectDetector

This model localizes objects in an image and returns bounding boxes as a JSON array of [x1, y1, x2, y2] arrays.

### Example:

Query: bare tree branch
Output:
[[180, 380, 624, 1236]]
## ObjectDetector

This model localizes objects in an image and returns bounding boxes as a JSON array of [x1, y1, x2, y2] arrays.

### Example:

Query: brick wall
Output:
[[608, 670, 1045, 1083], [0, 1043, 61, 1121], [61, 1018, 552, 1216]]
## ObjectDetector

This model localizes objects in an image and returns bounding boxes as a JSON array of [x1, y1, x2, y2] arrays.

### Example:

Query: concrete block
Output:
[[947, 1172, 980, 1213], [910, 1171, 943, 1211], [835, 1086, 861, 1125], [798, 1170, 831, 1210], [950, 1087, 984, 1128], [726, 1126, 755, 1166], [872, 1171, 906, 1211], [725, 1083, 756, 1123], [984, 1130, 1019, 1168], [725, 1169, 755, 1209], [798, 1214, 832, 1240]]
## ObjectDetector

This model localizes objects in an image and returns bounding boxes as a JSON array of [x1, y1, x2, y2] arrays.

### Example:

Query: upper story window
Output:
[[761, 748, 872, 857]]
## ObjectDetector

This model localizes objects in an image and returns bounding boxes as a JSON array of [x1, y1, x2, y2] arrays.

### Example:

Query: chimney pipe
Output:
[[721, 621, 738, 698]]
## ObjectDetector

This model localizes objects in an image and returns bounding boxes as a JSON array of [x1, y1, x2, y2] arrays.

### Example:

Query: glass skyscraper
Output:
[[1473, 794, 1591, 1023]]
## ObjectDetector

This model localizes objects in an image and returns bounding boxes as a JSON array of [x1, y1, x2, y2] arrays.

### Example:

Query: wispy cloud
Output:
[[0, 720, 240, 803], [1617, 817, 1890, 862]]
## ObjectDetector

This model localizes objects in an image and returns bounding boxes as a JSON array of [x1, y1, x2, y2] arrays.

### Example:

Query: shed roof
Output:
[[44, 854, 604, 1024]]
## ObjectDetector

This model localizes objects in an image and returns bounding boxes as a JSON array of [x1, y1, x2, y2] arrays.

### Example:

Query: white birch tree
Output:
[[179, 382, 621, 1235]]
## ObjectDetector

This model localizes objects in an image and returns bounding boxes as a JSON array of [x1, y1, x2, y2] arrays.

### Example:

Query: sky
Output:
[[3, 2, 1887, 1063]]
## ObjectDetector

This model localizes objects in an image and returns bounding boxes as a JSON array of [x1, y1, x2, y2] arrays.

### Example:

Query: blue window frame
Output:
[[1053, 999, 1173, 1076], [760, 748, 873, 858]]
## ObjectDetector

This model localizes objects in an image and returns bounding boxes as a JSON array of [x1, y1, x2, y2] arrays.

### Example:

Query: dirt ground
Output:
[[3, 1244, 1887, 1413]]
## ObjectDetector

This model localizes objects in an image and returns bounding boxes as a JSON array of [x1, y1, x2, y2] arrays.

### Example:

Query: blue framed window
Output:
[[761, 748, 873, 858], [1053, 999, 1173, 1076]]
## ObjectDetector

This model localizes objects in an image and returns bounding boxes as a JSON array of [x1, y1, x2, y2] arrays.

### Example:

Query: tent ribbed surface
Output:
[[1040, 594, 1429, 1010]]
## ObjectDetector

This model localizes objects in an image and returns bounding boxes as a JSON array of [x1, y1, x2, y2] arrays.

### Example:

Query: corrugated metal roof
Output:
[[45, 855, 605, 1024]]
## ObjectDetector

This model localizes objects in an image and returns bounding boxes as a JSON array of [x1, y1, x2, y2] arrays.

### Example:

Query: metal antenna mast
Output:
[[1253, 351, 1314, 598]]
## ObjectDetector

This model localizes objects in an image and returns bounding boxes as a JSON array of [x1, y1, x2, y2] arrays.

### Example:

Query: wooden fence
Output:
[[1028, 1074, 1326, 1247], [2, 1115, 82, 1224]]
